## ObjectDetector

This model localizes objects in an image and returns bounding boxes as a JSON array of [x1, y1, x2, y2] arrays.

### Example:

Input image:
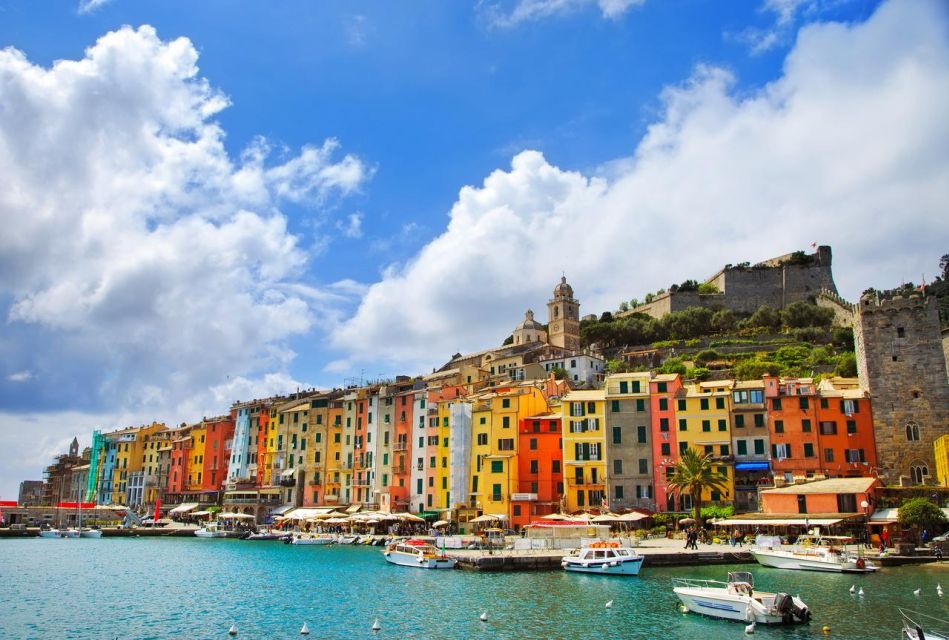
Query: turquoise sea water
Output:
[[0, 538, 946, 639]]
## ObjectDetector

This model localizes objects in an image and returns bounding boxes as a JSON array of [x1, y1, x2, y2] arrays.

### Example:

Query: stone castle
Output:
[[855, 292, 949, 485], [622, 245, 838, 319]]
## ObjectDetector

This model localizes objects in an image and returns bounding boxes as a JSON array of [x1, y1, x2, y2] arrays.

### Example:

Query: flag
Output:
[[811, 242, 817, 248], [153, 498, 161, 524]]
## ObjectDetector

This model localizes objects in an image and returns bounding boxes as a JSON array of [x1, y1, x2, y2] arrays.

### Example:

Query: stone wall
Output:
[[855, 294, 949, 485], [816, 288, 856, 327]]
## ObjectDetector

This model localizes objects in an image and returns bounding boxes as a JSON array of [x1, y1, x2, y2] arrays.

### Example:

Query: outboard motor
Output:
[[790, 600, 811, 623], [774, 593, 794, 624]]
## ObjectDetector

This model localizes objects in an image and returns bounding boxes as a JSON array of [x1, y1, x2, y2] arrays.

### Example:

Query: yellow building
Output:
[[467, 384, 550, 523], [323, 397, 345, 505], [935, 434, 949, 488], [562, 389, 606, 512], [110, 422, 165, 505], [434, 396, 453, 511], [187, 422, 208, 491], [674, 381, 735, 509], [278, 397, 311, 506]]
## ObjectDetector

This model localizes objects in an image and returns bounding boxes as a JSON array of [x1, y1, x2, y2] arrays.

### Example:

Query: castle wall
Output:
[[855, 295, 949, 484], [815, 288, 855, 327]]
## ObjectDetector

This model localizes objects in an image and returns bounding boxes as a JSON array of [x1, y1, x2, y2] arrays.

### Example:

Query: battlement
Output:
[[857, 292, 933, 314]]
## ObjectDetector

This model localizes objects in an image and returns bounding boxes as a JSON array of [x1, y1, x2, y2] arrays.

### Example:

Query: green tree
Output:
[[711, 309, 736, 333], [697, 282, 720, 294], [667, 449, 729, 530], [735, 359, 782, 380], [694, 349, 721, 366], [605, 359, 634, 374], [773, 345, 812, 370], [744, 305, 782, 330], [618, 301, 629, 312], [782, 301, 835, 328], [658, 357, 687, 376], [502, 334, 513, 346], [686, 367, 711, 381], [898, 497, 948, 544], [551, 366, 568, 380], [835, 352, 857, 377]]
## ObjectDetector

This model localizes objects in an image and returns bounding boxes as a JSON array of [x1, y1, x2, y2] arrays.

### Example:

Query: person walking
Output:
[[881, 528, 890, 549]]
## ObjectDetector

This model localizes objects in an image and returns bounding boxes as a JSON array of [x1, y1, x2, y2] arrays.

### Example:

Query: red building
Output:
[[765, 376, 822, 481], [511, 414, 563, 529], [201, 415, 235, 492], [813, 381, 877, 478], [388, 386, 416, 512], [650, 373, 682, 512]]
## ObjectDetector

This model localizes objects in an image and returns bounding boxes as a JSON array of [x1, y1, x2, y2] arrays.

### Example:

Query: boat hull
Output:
[[290, 535, 335, 545], [79, 529, 102, 538], [562, 557, 643, 576], [384, 550, 457, 569], [673, 587, 808, 625], [194, 530, 228, 538], [752, 549, 876, 573], [39, 530, 67, 539]]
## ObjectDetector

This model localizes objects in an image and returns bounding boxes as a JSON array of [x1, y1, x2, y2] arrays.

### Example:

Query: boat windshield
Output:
[[727, 571, 754, 587]]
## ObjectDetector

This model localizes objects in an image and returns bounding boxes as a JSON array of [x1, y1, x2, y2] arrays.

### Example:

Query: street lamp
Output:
[[860, 499, 870, 549]]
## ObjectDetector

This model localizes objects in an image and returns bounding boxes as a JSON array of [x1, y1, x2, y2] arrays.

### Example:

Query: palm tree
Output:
[[668, 449, 729, 530]]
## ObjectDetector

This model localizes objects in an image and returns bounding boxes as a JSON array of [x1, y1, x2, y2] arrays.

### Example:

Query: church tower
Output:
[[547, 276, 581, 352]]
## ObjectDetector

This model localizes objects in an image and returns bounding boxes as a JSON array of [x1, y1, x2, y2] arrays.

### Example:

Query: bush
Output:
[[832, 326, 855, 350], [686, 367, 711, 381], [835, 352, 857, 377], [658, 357, 687, 376], [743, 305, 782, 330], [773, 345, 812, 370], [694, 349, 721, 365], [782, 301, 834, 328], [807, 346, 836, 367], [735, 359, 782, 380], [697, 282, 720, 294], [711, 309, 737, 333]]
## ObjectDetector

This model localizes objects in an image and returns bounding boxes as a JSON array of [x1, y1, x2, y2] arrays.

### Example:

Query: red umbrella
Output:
[[153, 498, 161, 524]]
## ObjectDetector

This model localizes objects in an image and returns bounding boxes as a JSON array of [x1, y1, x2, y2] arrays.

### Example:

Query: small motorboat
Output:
[[194, 522, 228, 538], [561, 541, 644, 576], [338, 535, 358, 544], [673, 571, 811, 625], [290, 533, 336, 545], [752, 534, 877, 573], [78, 528, 103, 539], [38, 529, 71, 539], [384, 539, 457, 569], [244, 531, 282, 541], [902, 608, 949, 640]]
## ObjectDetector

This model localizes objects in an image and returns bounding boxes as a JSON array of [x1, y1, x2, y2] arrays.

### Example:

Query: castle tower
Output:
[[547, 276, 581, 352], [854, 293, 949, 485]]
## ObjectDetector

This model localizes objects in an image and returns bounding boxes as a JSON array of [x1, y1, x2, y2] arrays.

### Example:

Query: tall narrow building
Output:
[[547, 276, 581, 352]]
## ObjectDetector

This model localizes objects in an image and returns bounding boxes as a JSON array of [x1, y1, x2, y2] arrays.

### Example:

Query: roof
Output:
[[653, 374, 680, 381], [698, 380, 734, 391], [562, 390, 605, 401], [715, 516, 855, 526], [762, 477, 877, 495], [733, 380, 765, 389]]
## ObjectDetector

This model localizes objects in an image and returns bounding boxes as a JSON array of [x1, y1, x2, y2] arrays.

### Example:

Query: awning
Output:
[[346, 504, 362, 514], [281, 467, 297, 478], [715, 518, 845, 526], [283, 507, 333, 520], [270, 504, 295, 516], [169, 503, 198, 514], [191, 510, 212, 517], [735, 462, 770, 471], [869, 508, 898, 524], [415, 511, 441, 520]]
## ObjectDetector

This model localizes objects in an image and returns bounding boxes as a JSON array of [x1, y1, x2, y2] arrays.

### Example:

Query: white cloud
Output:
[[335, 0, 949, 372], [483, 0, 645, 27], [7, 371, 32, 383], [0, 24, 368, 495], [78, 0, 113, 14], [337, 212, 364, 238], [733, 0, 835, 54]]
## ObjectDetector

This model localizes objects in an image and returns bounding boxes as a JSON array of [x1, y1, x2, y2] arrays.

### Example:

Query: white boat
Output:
[[78, 528, 102, 538], [38, 528, 76, 539], [673, 571, 812, 625], [902, 609, 949, 640], [338, 535, 359, 544], [561, 541, 644, 576], [194, 522, 228, 538], [290, 533, 336, 545], [752, 534, 877, 573], [383, 539, 457, 569], [245, 531, 282, 541]]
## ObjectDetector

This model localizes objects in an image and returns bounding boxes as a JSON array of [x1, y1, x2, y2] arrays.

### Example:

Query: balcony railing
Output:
[[393, 442, 408, 452]]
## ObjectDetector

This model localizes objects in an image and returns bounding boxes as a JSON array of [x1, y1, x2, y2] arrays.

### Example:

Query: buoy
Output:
[[678, 604, 688, 613], [822, 625, 831, 634], [858, 587, 865, 597], [228, 624, 238, 636], [605, 600, 613, 609], [744, 621, 755, 634], [300, 622, 310, 635], [372, 619, 381, 632], [849, 585, 856, 594], [913, 588, 921, 596], [480, 612, 488, 622]]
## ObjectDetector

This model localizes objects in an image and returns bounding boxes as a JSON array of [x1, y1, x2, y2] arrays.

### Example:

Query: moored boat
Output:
[[561, 540, 644, 576], [38, 528, 70, 539], [289, 533, 336, 545], [78, 528, 102, 538], [901, 608, 949, 640], [673, 571, 811, 625], [752, 534, 877, 573], [194, 522, 228, 538], [383, 538, 457, 569], [245, 531, 282, 541]]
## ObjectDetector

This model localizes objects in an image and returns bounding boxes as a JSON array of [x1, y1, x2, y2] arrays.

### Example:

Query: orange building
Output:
[[511, 414, 563, 529], [201, 415, 235, 494], [764, 376, 821, 482], [814, 379, 877, 477], [650, 374, 682, 512], [388, 386, 416, 512], [761, 477, 880, 516]]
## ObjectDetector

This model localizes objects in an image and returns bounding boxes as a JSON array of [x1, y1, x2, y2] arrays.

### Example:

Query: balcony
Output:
[[572, 481, 605, 489], [393, 442, 408, 452], [279, 477, 296, 487], [324, 494, 339, 501], [510, 493, 537, 502]]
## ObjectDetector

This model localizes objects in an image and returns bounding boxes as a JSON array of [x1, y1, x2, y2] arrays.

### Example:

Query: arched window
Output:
[[910, 465, 929, 484], [905, 421, 920, 442]]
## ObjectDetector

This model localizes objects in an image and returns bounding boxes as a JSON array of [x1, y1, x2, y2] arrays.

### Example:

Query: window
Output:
[[842, 399, 859, 415], [737, 440, 747, 455], [772, 443, 791, 459], [897, 326, 905, 338], [637, 426, 647, 443], [715, 397, 725, 410], [799, 397, 809, 410], [657, 382, 668, 393], [502, 416, 510, 429], [679, 442, 688, 454], [636, 399, 646, 412], [837, 493, 857, 512], [614, 485, 624, 500], [661, 443, 671, 456], [638, 458, 648, 474], [614, 459, 623, 474], [845, 449, 866, 463], [906, 421, 920, 441], [753, 439, 765, 455], [502, 398, 510, 409], [700, 398, 709, 410], [632, 381, 641, 393], [678, 419, 687, 431], [491, 460, 504, 473], [529, 437, 538, 451], [660, 418, 669, 432], [619, 381, 629, 394], [735, 414, 745, 428], [530, 459, 538, 473], [702, 420, 711, 432], [492, 484, 502, 500], [910, 465, 929, 483], [802, 419, 812, 433], [497, 439, 514, 451], [771, 398, 782, 411], [659, 398, 668, 411], [720, 444, 729, 456], [803, 443, 815, 458], [820, 421, 837, 435], [611, 400, 620, 413], [824, 448, 834, 462], [704, 445, 714, 455], [477, 433, 488, 446], [553, 460, 561, 473], [612, 427, 622, 444], [718, 419, 727, 432], [846, 420, 857, 434], [754, 414, 764, 428], [587, 401, 596, 414], [677, 399, 686, 411], [774, 420, 784, 433]]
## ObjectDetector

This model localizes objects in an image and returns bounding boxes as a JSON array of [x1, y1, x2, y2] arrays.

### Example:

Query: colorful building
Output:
[[650, 373, 682, 512], [562, 389, 606, 511], [814, 378, 878, 479], [512, 412, 563, 529], [675, 381, 735, 510], [935, 433, 949, 487], [604, 372, 654, 511], [730, 380, 770, 512]]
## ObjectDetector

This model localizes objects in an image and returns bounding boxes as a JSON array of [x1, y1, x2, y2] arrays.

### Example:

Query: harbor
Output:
[[1, 535, 947, 639]]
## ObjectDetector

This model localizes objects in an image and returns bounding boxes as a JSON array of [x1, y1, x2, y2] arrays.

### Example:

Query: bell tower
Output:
[[547, 276, 581, 351]]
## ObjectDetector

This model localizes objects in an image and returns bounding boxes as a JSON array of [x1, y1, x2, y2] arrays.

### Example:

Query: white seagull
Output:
[[849, 585, 856, 594], [228, 625, 238, 637], [858, 587, 865, 597], [372, 619, 381, 632], [605, 600, 614, 609], [914, 588, 921, 596], [480, 612, 488, 622], [300, 622, 310, 636], [744, 621, 756, 634]]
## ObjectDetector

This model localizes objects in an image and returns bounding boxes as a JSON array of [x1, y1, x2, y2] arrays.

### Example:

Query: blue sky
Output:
[[1, 0, 947, 498]]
